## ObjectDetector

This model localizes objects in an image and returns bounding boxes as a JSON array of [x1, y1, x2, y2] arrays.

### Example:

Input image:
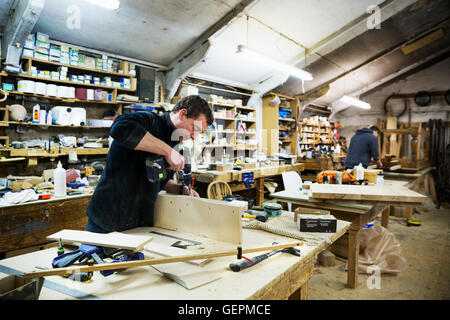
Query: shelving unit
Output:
[[262, 93, 298, 156], [297, 116, 334, 152], [0, 51, 139, 167], [201, 101, 257, 162]]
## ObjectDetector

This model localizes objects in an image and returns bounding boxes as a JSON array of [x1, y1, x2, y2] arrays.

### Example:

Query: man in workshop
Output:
[[345, 125, 383, 169], [85, 95, 214, 233]]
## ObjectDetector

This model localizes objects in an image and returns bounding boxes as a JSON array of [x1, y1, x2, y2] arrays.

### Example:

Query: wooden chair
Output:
[[207, 181, 232, 200]]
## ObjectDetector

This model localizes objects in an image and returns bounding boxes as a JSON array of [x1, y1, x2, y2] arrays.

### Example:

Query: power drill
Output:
[[145, 142, 192, 188]]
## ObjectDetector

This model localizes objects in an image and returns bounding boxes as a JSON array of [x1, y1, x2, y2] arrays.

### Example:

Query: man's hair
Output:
[[369, 125, 380, 133], [171, 95, 214, 126]]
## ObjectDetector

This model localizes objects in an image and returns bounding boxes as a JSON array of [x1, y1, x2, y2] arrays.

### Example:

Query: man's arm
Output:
[[110, 113, 184, 171], [135, 132, 184, 171], [369, 136, 383, 168]]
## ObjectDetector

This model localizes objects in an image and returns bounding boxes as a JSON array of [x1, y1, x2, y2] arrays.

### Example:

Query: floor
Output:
[[308, 199, 450, 300]]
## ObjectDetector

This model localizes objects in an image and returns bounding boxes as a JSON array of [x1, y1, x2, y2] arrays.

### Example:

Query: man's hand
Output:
[[182, 185, 199, 197], [165, 148, 185, 172], [377, 159, 383, 168]]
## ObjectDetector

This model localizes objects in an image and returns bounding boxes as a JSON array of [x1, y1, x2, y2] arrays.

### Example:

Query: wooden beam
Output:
[[23, 241, 302, 279], [401, 28, 445, 55]]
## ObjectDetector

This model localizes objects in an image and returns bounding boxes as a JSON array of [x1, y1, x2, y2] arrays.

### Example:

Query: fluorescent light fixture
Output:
[[340, 95, 371, 109], [84, 0, 120, 10], [236, 44, 313, 81]]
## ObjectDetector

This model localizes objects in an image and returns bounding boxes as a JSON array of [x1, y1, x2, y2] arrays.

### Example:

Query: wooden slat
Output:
[[310, 184, 427, 204], [47, 229, 153, 251]]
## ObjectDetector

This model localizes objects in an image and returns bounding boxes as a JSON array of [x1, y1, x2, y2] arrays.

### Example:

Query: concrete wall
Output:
[[334, 57, 450, 142]]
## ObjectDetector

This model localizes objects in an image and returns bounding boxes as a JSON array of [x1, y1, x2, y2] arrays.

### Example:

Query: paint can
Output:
[[46, 84, 57, 97], [86, 89, 94, 100], [75, 88, 87, 100], [57, 86, 67, 98], [17, 80, 35, 93], [67, 87, 76, 99], [34, 82, 47, 95]]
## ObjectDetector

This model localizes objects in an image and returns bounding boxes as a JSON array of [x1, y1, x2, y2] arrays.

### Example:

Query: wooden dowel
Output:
[[23, 242, 302, 279]]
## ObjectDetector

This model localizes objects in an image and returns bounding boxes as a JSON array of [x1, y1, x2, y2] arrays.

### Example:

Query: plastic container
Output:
[[53, 161, 67, 197], [376, 172, 384, 186], [39, 106, 46, 125], [356, 163, 364, 181]]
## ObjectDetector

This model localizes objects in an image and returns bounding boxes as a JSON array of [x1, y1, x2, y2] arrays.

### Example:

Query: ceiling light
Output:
[[236, 44, 313, 81], [84, 0, 120, 10], [340, 95, 371, 109]]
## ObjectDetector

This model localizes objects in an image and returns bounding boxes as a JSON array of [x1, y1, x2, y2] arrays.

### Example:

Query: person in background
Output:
[[345, 125, 383, 169], [85, 95, 214, 233]]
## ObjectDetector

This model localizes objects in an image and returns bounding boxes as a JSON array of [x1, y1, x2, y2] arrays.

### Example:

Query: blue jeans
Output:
[[86, 218, 108, 234]]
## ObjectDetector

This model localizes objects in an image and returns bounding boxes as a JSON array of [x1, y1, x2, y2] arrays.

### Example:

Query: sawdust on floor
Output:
[[307, 201, 450, 300]]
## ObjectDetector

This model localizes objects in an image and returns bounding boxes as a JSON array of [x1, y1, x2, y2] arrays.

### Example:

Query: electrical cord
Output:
[[0, 89, 8, 102], [383, 93, 407, 117]]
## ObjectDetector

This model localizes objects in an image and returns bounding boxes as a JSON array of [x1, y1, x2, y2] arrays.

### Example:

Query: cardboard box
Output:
[[298, 215, 337, 233]]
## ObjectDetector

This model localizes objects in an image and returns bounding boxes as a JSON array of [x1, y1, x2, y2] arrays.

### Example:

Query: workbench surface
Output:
[[0, 213, 350, 300], [193, 163, 304, 183]]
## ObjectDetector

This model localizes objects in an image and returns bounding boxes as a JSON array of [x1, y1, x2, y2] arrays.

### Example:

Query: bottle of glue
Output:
[[54, 161, 67, 197]]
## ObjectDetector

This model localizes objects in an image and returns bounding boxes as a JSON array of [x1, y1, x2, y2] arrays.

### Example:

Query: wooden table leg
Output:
[[381, 205, 390, 228], [299, 282, 308, 300], [255, 178, 264, 206], [347, 229, 360, 289]]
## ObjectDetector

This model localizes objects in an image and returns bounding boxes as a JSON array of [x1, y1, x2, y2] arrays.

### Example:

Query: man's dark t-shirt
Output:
[[345, 128, 379, 169], [86, 111, 176, 232]]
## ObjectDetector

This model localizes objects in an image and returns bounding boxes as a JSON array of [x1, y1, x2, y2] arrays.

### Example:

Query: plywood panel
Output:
[[154, 193, 246, 245], [47, 230, 153, 251], [310, 184, 427, 204]]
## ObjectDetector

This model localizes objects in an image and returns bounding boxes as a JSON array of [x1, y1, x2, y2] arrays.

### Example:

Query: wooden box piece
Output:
[[154, 193, 247, 245]]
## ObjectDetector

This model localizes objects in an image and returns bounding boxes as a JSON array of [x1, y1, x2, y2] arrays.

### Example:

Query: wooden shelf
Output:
[[202, 144, 234, 148], [6, 72, 135, 92], [210, 102, 236, 108], [237, 106, 256, 111], [5, 90, 118, 104], [214, 116, 236, 121], [5, 147, 109, 157], [8, 121, 110, 129], [238, 119, 255, 122], [22, 57, 133, 78], [279, 117, 296, 122], [0, 157, 26, 163]]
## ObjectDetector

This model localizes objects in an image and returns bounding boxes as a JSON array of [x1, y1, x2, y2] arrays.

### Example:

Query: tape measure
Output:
[[263, 202, 282, 216]]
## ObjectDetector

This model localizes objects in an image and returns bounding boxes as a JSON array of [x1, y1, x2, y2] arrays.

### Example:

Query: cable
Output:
[[0, 89, 8, 102], [383, 93, 408, 118]]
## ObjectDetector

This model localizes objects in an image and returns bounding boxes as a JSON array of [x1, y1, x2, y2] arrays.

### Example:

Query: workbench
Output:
[[0, 194, 91, 259], [270, 190, 388, 289], [0, 213, 350, 300], [193, 163, 304, 205]]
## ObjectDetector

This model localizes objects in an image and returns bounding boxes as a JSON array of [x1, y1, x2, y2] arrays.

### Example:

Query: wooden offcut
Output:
[[310, 184, 427, 205], [47, 229, 153, 251]]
